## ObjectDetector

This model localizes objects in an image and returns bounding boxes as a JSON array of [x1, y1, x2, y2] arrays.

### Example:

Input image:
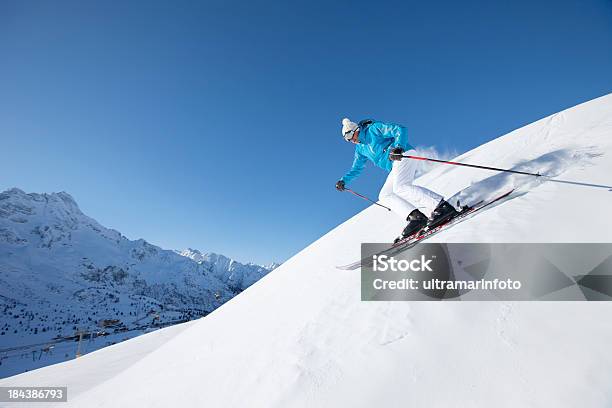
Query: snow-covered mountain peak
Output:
[[177, 247, 205, 262], [200, 251, 232, 267], [0, 187, 121, 248], [264, 261, 282, 270], [177, 248, 279, 273], [176, 248, 278, 290], [1, 188, 82, 216]]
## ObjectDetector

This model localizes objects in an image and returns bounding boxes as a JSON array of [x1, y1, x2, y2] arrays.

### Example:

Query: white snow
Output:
[[2, 94, 612, 407]]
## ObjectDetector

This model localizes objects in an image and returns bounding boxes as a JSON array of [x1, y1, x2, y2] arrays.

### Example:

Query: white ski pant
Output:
[[378, 150, 442, 219]]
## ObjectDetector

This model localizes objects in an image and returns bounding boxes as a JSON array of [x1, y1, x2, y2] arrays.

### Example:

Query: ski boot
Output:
[[394, 209, 428, 244], [426, 199, 459, 229]]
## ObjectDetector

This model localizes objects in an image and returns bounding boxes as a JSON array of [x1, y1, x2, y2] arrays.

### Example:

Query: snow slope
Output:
[[2, 94, 612, 407]]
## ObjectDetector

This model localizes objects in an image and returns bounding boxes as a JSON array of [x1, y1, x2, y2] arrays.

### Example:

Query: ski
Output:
[[336, 189, 515, 270]]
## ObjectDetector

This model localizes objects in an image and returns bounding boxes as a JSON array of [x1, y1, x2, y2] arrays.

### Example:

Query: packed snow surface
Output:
[[2, 94, 612, 407]]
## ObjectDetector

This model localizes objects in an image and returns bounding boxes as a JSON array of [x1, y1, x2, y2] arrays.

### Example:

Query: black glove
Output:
[[335, 180, 346, 191], [389, 147, 405, 161]]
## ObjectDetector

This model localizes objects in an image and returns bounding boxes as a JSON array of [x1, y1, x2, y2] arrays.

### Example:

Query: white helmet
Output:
[[341, 118, 358, 141]]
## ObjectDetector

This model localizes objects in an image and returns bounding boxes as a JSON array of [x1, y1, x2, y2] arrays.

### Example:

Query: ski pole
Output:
[[400, 154, 542, 177], [345, 188, 391, 211]]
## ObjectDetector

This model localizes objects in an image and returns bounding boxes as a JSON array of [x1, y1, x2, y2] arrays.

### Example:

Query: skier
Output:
[[336, 118, 458, 239]]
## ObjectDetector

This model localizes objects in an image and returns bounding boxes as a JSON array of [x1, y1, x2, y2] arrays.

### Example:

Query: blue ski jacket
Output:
[[340, 119, 414, 185]]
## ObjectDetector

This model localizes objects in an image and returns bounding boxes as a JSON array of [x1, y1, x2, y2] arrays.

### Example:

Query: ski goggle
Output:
[[343, 127, 358, 141]]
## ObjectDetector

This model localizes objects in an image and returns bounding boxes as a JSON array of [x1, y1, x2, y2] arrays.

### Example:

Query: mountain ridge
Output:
[[0, 187, 276, 377]]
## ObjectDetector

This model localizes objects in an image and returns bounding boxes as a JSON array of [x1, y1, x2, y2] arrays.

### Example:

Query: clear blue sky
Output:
[[1, 0, 611, 264]]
